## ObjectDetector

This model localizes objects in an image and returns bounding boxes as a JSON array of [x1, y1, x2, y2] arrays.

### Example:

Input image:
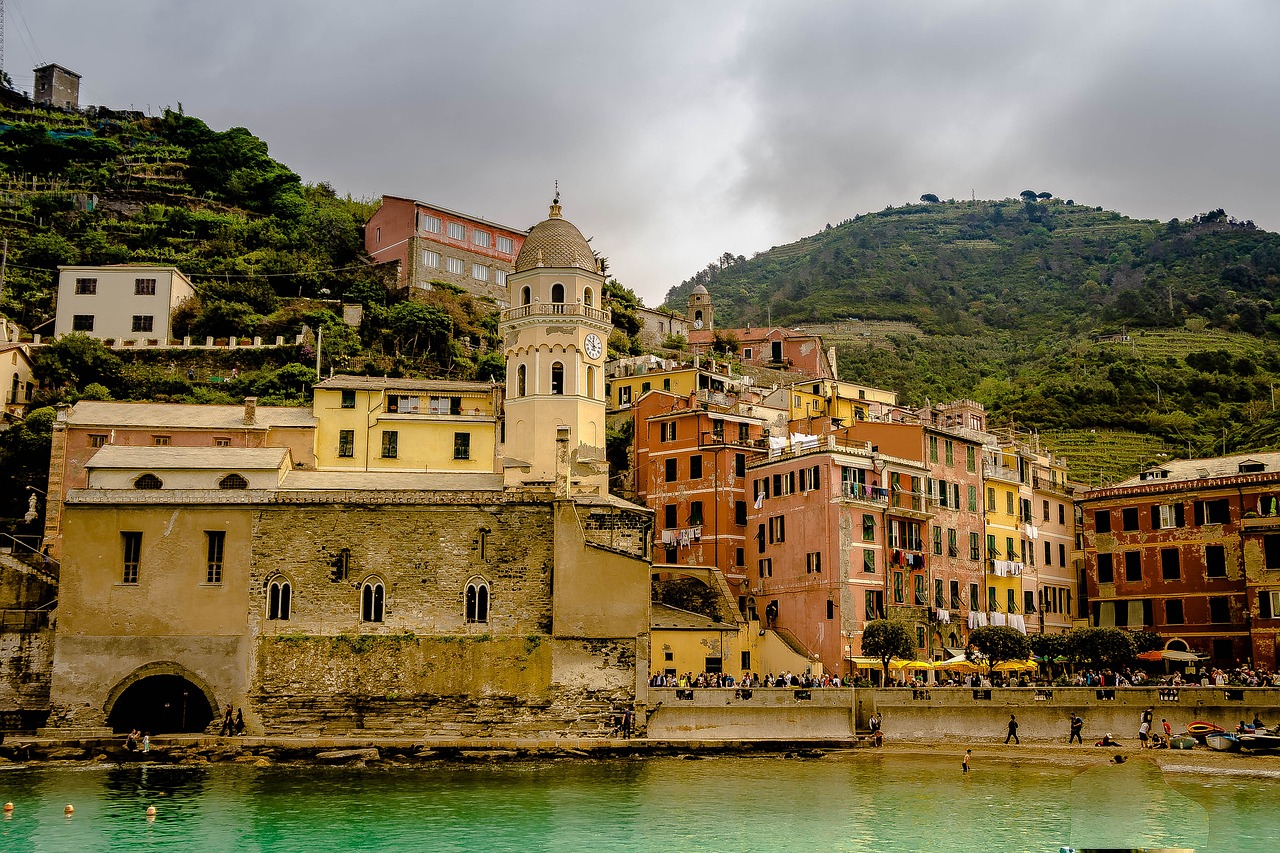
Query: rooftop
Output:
[[85, 446, 289, 470], [651, 603, 727, 631], [382, 195, 527, 235], [314, 375, 497, 394], [1114, 452, 1280, 487], [67, 401, 316, 430], [513, 202, 597, 274], [281, 470, 504, 491]]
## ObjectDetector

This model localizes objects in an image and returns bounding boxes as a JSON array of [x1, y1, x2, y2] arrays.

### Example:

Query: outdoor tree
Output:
[[1020, 189, 1038, 200], [1036, 191, 1053, 200], [920, 193, 940, 204], [1065, 627, 1136, 669], [31, 334, 124, 394], [967, 626, 1031, 679], [862, 619, 914, 685]]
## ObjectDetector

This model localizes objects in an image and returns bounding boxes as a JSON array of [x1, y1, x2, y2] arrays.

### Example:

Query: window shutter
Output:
[[1261, 591, 1273, 620]]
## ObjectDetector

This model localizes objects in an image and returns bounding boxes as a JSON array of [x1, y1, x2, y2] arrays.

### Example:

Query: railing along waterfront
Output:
[[648, 686, 854, 707], [501, 303, 611, 323]]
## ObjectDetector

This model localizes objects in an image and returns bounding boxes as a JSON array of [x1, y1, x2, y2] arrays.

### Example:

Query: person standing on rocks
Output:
[[1004, 714, 1020, 744]]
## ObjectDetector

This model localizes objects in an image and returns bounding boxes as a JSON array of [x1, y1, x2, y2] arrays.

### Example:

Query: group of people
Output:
[[219, 704, 246, 737], [648, 671, 845, 689]]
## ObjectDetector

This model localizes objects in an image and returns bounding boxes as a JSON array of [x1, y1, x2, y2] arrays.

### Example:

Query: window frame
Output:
[[361, 579, 386, 623], [381, 430, 398, 459], [121, 531, 142, 584], [205, 530, 225, 584]]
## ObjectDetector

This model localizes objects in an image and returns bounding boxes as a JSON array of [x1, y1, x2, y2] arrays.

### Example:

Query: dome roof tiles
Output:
[[514, 203, 597, 274]]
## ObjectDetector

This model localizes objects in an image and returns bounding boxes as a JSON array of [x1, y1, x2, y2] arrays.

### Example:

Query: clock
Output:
[[694, 319, 704, 330], [584, 333, 603, 360]]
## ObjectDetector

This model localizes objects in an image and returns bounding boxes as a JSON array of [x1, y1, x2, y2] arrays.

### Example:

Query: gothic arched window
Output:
[[267, 578, 292, 620], [361, 579, 385, 623], [465, 579, 490, 624]]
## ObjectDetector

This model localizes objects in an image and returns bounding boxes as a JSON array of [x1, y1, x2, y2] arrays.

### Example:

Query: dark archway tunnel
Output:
[[106, 674, 214, 734]]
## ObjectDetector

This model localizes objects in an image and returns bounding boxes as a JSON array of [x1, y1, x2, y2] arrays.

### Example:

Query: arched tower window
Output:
[[267, 578, 292, 620], [521, 285, 531, 306], [551, 282, 565, 304], [465, 579, 490, 624], [134, 474, 163, 490], [550, 362, 564, 395], [695, 310, 703, 322], [361, 579, 385, 623], [583, 287, 594, 308], [516, 364, 527, 397], [219, 473, 248, 490], [586, 365, 596, 400]]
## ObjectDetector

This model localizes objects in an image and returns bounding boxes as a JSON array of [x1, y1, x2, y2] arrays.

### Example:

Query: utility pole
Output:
[[315, 325, 323, 380]]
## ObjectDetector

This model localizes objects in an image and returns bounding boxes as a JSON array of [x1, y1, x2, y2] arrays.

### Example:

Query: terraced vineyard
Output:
[[1041, 428, 1181, 487]]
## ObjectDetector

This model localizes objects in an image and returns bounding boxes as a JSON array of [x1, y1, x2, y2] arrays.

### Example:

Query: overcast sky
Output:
[[8, 1, 1279, 305]]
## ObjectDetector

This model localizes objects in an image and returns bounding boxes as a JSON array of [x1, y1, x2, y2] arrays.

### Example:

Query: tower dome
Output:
[[514, 199, 597, 273], [691, 284, 709, 295]]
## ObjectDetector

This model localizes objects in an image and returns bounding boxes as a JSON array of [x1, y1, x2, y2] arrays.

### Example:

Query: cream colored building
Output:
[[311, 376, 501, 473], [500, 197, 612, 492], [0, 343, 36, 418], [54, 265, 196, 343]]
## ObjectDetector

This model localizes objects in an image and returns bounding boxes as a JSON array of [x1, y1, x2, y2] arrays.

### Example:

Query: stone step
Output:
[[36, 727, 115, 739]]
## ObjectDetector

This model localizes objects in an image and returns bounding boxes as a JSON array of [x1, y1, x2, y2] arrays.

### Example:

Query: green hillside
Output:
[[664, 199, 1280, 479]]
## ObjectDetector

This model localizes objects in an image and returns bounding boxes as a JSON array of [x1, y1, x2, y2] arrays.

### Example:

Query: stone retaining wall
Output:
[[646, 687, 856, 739], [868, 687, 1280, 741]]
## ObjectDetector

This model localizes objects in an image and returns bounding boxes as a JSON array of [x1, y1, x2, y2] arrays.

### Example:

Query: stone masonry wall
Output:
[[249, 502, 554, 637], [578, 505, 650, 558]]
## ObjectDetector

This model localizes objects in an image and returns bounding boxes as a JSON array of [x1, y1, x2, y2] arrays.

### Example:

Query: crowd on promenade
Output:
[[888, 663, 1280, 689], [648, 671, 847, 688]]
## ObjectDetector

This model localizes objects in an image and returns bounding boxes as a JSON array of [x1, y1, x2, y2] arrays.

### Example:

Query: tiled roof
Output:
[[68, 401, 315, 429], [280, 470, 504, 491], [85, 446, 289, 469], [651, 603, 725, 630], [513, 205, 597, 273], [314, 375, 496, 394], [1114, 451, 1280, 487]]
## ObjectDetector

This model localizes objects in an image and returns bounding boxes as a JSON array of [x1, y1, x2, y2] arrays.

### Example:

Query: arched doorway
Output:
[[105, 664, 217, 734]]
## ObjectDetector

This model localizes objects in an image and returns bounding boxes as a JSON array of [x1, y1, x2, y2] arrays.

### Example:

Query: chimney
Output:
[[244, 397, 258, 425]]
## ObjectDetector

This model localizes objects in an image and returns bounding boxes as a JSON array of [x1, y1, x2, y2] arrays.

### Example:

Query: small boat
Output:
[[1169, 735, 1198, 749], [1186, 720, 1225, 742], [1239, 728, 1280, 752], [1205, 732, 1241, 752]]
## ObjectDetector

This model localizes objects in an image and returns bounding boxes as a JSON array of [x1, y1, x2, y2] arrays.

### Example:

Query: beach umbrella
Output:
[[1136, 650, 1165, 662], [889, 659, 933, 670], [992, 658, 1038, 672]]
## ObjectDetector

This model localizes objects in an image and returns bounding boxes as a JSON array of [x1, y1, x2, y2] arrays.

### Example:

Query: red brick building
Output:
[[365, 196, 527, 305], [1078, 452, 1280, 667], [687, 325, 833, 380]]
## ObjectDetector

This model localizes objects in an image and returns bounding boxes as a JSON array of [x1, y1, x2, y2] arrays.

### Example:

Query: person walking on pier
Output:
[[1004, 714, 1019, 744], [1069, 714, 1084, 744]]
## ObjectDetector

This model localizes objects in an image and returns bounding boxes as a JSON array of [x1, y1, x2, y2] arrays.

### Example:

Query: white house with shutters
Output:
[[54, 265, 196, 343]]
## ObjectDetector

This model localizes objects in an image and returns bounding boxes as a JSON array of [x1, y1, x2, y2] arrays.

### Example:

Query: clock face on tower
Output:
[[584, 333, 603, 360]]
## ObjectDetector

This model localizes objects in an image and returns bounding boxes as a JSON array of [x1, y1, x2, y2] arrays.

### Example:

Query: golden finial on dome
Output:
[[549, 180, 562, 219]]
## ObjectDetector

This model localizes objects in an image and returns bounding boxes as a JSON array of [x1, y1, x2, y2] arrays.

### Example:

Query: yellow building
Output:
[[780, 378, 897, 427], [605, 362, 740, 412], [983, 443, 1027, 623], [312, 376, 501, 473], [649, 604, 819, 680]]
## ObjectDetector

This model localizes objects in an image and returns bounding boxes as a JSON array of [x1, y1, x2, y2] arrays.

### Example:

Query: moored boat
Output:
[[1169, 734, 1198, 749], [1205, 732, 1241, 752]]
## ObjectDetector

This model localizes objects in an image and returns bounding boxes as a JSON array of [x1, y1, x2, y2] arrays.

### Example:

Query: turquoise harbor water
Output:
[[0, 754, 1275, 852]]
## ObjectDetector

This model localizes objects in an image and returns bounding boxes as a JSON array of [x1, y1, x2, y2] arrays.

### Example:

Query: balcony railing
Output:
[[501, 303, 611, 323], [984, 463, 1023, 484]]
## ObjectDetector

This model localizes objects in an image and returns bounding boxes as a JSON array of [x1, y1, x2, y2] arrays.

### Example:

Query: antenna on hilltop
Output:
[[1, 0, 6, 84]]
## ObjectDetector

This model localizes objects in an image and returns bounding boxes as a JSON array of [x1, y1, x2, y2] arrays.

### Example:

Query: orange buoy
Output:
[[64, 804, 74, 815]]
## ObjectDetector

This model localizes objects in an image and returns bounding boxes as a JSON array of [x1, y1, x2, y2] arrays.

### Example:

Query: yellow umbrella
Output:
[[889, 659, 933, 670], [938, 655, 978, 672], [992, 658, 1038, 672]]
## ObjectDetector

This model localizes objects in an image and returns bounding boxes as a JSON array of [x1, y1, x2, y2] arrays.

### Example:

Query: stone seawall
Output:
[[646, 688, 856, 739], [252, 635, 635, 737], [0, 627, 53, 729], [868, 687, 1280, 741]]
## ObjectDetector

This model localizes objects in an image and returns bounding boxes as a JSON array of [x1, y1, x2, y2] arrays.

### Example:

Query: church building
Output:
[[47, 201, 656, 738]]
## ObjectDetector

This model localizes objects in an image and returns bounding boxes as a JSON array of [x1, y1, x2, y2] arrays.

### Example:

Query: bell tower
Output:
[[499, 196, 611, 493], [688, 284, 713, 331]]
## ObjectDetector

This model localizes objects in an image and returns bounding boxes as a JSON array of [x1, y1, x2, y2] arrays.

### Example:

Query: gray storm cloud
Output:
[[8, 0, 1279, 304]]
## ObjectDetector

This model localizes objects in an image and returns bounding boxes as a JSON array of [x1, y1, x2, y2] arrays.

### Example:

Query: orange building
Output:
[[634, 390, 769, 595]]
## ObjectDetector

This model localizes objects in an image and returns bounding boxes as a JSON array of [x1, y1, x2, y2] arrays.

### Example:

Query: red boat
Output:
[[1186, 721, 1226, 742]]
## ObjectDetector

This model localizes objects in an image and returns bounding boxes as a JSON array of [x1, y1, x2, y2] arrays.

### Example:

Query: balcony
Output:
[[500, 303, 611, 324], [984, 463, 1023, 484], [700, 430, 768, 451], [840, 482, 889, 506], [1031, 475, 1071, 496]]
